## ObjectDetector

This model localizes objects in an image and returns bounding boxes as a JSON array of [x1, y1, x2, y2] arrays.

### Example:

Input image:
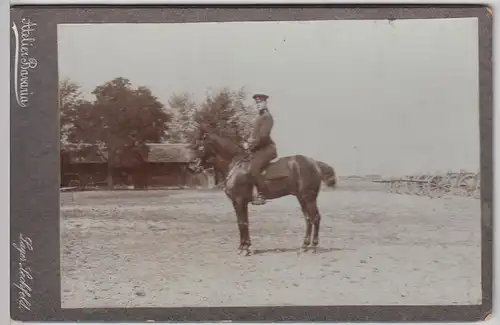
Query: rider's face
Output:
[[255, 101, 267, 110]]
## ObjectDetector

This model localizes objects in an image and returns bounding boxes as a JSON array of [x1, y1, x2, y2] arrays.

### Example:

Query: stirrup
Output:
[[251, 194, 266, 205]]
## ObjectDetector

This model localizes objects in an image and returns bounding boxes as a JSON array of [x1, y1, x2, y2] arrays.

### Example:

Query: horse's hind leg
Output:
[[298, 198, 312, 251]]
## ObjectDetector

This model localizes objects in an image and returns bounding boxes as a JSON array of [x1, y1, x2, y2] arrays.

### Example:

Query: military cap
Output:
[[252, 94, 269, 102]]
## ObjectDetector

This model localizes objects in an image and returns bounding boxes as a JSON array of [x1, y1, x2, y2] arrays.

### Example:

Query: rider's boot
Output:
[[251, 179, 266, 205]]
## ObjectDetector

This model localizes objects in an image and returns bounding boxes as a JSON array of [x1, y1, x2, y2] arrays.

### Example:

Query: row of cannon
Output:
[[373, 171, 481, 199]]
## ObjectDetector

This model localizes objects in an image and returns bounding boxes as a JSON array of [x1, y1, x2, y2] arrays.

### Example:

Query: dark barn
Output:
[[60, 143, 215, 190], [145, 143, 206, 188], [60, 146, 108, 188]]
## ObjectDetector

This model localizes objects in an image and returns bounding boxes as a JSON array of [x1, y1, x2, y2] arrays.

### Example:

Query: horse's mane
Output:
[[206, 132, 243, 160]]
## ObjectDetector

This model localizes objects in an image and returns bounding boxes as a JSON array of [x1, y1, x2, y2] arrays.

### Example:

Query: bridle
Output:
[[192, 132, 250, 185]]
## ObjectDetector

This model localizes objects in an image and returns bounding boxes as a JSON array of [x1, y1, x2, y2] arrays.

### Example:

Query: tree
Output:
[[63, 77, 171, 188], [165, 92, 198, 143], [194, 87, 255, 145], [87, 77, 170, 167], [225, 87, 255, 142], [59, 78, 89, 151], [165, 88, 254, 146], [165, 88, 255, 186]]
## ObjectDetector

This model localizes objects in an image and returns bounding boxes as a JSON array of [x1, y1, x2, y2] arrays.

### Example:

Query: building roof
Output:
[[146, 143, 196, 163], [62, 142, 196, 164]]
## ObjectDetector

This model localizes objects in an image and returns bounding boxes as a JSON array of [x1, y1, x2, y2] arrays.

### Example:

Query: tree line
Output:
[[60, 76, 256, 171]]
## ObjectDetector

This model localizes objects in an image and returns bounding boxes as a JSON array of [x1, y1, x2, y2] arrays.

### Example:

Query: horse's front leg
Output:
[[232, 200, 251, 255], [307, 200, 321, 253], [298, 198, 312, 252]]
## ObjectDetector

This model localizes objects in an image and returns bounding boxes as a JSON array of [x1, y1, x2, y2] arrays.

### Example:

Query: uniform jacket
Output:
[[249, 108, 275, 152]]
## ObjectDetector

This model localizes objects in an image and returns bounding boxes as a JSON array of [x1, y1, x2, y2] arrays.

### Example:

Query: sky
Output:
[[58, 18, 480, 176]]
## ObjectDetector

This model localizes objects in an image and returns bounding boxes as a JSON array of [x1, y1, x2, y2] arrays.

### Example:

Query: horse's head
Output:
[[188, 127, 218, 172], [188, 125, 244, 173]]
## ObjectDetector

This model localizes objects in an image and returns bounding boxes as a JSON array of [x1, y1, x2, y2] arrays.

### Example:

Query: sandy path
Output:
[[60, 188, 481, 308]]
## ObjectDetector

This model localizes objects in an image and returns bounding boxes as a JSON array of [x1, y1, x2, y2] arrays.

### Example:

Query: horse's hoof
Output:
[[245, 249, 252, 256]]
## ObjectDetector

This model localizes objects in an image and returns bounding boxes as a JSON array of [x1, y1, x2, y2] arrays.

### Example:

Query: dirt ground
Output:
[[60, 181, 481, 308]]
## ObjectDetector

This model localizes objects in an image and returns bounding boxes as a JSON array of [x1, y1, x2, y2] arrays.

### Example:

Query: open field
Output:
[[61, 180, 481, 308]]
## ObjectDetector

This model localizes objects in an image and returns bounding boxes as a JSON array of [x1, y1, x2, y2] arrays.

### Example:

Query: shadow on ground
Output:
[[252, 246, 346, 255]]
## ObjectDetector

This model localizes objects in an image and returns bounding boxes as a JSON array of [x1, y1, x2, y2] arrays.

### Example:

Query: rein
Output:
[[199, 132, 251, 188], [224, 154, 251, 185]]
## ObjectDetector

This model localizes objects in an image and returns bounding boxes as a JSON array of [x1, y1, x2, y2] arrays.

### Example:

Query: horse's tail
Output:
[[316, 160, 337, 188]]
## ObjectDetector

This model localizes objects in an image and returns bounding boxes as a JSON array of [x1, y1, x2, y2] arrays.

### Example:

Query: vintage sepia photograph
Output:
[[58, 18, 482, 309]]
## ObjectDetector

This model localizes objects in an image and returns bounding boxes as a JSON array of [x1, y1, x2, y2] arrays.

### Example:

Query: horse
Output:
[[189, 127, 337, 255]]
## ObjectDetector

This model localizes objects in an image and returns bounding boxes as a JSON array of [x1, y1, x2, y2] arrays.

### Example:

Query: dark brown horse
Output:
[[190, 128, 337, 255]]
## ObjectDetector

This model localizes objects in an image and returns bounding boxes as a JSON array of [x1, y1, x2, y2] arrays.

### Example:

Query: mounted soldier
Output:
[[189, 93, 336, 253], [245, 93, 278, 205]]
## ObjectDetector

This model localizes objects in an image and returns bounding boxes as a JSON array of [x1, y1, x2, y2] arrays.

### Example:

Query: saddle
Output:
[[260, 157, 288, 180], [240, 152, 287, 180]]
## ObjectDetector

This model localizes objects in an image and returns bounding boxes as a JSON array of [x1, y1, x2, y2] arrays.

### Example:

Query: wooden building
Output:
[[145, 143, 200, 188], [60, 142, 215, 190], [60, 145, 108, 188]]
